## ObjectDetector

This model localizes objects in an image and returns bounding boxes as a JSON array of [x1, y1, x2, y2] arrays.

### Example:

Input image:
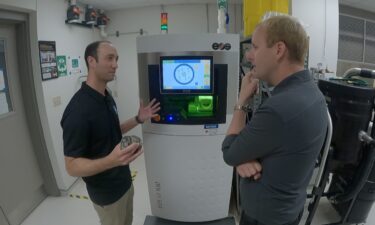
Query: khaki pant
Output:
[[93, 184, 134, 225]]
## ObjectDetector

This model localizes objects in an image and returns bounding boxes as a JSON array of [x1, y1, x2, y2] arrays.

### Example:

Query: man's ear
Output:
[[274, 41, 287, 60], [87, 55, 96, 67]]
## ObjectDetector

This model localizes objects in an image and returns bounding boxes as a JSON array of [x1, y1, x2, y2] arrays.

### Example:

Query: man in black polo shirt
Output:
[[61, 41, 160, 225], [222, 15, 328, 225]]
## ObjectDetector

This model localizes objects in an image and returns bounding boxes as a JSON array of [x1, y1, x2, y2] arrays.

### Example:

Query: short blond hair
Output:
[[257, 15, 308, 64]]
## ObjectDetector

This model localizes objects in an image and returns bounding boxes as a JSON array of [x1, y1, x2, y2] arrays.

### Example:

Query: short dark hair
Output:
[[84, 40, 111, 69]]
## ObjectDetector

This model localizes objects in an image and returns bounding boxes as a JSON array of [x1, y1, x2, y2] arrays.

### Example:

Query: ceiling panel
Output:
[[78, 0, 241, 11], [340, 0, 375, 13]]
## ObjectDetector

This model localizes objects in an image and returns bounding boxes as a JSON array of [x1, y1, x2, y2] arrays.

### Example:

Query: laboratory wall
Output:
[[292, 0, 339, 73], [36, 0, 101, 191], [337, 5, 375, 77]]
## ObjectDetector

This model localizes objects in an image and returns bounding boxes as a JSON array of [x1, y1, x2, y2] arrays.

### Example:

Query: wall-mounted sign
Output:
[[38, 41, 58, 81], [57, 55, 67, 77], [68, 56, 82, 76]]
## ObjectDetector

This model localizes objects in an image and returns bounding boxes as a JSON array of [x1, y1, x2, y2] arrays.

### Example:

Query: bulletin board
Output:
[[38, 41, 58, 81]]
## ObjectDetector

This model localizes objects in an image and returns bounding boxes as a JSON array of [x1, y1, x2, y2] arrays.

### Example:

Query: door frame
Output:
[[0, 9, 59, 196]]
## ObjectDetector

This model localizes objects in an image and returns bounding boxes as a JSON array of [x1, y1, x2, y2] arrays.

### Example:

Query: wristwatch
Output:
[[135, 115, 144, 124], [234, 104, 250, 112]]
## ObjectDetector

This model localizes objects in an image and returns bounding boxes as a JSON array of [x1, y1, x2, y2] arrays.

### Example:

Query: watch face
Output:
[[234, 104, 250, 112], [174, 64, 194, 85]]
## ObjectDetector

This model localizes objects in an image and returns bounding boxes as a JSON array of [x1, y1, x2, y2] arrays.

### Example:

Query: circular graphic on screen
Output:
[[173, 64, 194, 85]]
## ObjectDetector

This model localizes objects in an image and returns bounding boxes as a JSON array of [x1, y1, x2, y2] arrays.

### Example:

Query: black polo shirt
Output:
[[61, 82, 131, 206]]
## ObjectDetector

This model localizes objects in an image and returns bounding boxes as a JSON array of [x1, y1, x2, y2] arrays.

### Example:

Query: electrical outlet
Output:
[[52, 96, 61, 107]]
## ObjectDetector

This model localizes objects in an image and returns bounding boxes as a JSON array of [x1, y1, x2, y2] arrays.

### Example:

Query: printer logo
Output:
[[212, 42, 231, 51]]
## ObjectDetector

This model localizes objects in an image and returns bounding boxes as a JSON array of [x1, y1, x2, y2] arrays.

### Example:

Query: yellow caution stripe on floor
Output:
[[131, 170, 137, 181], [69, 194, 89, 200]]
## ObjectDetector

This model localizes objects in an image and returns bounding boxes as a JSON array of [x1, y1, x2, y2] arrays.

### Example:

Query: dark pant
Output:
[[239, 209, 303, 225]]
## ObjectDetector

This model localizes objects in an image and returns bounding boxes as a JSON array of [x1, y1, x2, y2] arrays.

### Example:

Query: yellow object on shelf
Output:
[[243, 0, 289, 38]]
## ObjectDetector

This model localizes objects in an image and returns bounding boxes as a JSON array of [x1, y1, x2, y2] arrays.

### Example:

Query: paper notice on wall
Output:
[[0, 92, 9, 115], [67, 56, 83, 76], [0, 69, 5, 90]]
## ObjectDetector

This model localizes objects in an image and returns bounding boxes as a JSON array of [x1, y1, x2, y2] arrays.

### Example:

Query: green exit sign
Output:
[[218, 0, 227, 9]]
